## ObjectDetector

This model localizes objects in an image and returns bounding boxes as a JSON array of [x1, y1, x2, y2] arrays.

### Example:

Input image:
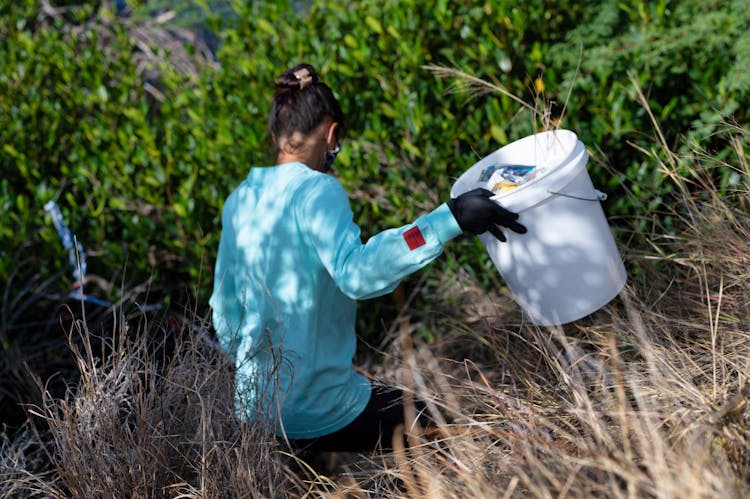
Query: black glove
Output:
[[447, 188, 527, 242]]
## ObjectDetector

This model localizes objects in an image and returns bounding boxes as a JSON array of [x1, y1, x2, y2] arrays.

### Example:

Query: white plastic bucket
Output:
[[451, 129, 627, 326]]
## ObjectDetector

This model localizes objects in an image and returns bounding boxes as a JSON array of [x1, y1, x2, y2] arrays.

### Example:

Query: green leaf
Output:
[[256, 18, 276, 37], [490, 124, 507, 144], [173, 203, 187, 218], [3, 144, 20, 157], [97, 85, 108, 102], [365, 16, 383, 35], [343, 34, 357, 48]]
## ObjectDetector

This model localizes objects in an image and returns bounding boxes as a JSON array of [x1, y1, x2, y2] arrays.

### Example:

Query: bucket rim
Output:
[[451, 129, 584, 200]]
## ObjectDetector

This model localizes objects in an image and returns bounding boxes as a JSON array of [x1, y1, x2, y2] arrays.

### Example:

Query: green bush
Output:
[[545, 0, 750, 219], [1, 1, 232, 307], [1, 0, 748, 338]]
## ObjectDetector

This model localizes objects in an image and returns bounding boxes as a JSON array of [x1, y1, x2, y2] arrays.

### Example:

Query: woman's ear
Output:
[[325, 122, 340, 149]]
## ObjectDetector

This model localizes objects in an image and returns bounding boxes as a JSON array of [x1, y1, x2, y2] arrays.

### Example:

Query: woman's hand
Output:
[[447, 188, 527, 242]]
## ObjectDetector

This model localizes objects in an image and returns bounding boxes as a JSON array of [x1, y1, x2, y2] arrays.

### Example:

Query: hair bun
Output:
[[269, 62, 344, 151]]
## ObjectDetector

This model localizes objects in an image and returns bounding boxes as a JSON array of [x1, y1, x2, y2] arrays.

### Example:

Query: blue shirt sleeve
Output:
[[298, 175, 463, 300]]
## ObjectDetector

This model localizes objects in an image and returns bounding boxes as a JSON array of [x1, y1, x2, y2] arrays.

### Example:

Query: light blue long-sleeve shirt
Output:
[[209, 162, 462, 439]]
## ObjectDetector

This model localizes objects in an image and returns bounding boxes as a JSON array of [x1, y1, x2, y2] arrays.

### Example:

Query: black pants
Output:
[[286, 384, 430, 453]]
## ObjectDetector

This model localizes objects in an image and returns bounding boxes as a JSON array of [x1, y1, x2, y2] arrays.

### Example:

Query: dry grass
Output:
[[2, 94, 750, 498], [1, 316, 299, 498]]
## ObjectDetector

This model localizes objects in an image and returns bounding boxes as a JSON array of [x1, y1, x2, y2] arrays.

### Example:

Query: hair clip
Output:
[[293, 68, 313, 90]]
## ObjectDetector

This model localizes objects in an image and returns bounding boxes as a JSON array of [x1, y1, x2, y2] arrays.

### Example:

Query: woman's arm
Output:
[[299, 175, 462, 300]]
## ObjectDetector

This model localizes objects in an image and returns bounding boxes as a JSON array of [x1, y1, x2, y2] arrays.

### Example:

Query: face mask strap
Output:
[[322, 143, 340, 173]]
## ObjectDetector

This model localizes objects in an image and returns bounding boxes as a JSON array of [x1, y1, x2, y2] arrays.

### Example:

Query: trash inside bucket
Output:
[[452, 130, 626, 326]]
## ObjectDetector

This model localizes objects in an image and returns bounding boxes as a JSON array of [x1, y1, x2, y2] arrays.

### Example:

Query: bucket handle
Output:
[[547, 189, 608, 202]]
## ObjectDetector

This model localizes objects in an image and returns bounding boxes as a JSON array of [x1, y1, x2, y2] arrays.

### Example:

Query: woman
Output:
[[209, 63, 526, 452]]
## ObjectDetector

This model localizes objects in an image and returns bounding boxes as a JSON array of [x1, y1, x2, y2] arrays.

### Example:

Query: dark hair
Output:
[[269, 63, 345, 152]]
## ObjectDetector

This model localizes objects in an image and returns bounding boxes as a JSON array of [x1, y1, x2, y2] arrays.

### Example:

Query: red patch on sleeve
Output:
[[403, 226, 426, 250]]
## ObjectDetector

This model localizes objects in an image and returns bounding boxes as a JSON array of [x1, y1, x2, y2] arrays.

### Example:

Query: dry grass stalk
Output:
[[424, 56, 582, 135], [423, 64, 537, 114]]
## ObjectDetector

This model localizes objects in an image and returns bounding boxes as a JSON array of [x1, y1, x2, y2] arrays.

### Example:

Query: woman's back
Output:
[[210, 161, 371, 439]]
